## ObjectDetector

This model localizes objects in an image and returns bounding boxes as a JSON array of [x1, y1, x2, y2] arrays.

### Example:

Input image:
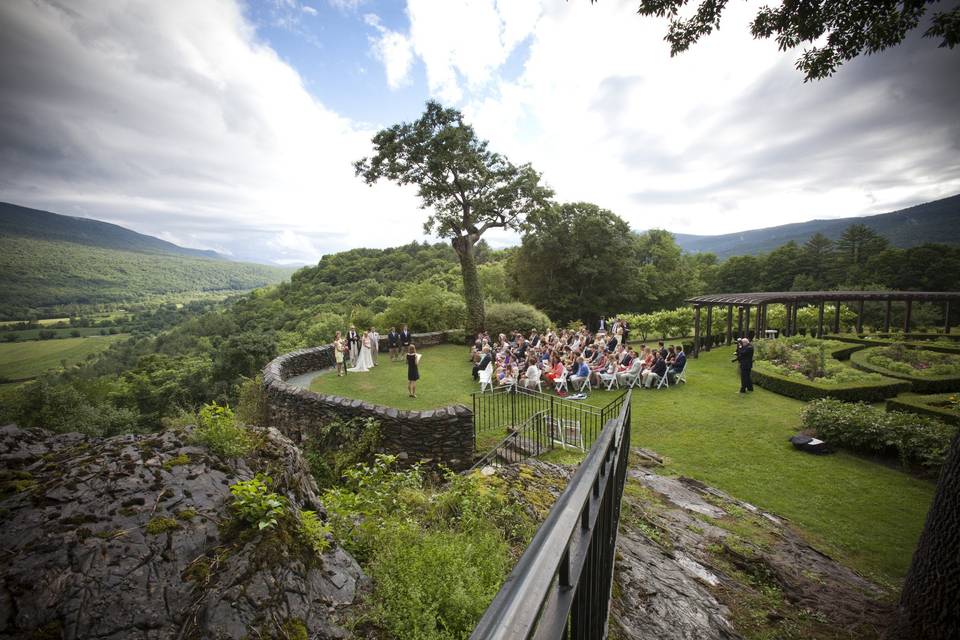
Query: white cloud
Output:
[[302, 5, 318, 16], [364, 13, 414, 89], [0, 0, 424, 263], [328, 0, 366, 12]]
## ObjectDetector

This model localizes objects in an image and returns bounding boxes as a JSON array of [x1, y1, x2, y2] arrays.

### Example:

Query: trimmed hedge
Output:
[[824, 334, 960, 355], [752, 366, 910, 402], [886, 394, 960, 427], [849, 348, 960, 394]]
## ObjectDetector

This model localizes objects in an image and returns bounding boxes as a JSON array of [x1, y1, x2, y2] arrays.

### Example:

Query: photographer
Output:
[[733, 337, 754, 393]]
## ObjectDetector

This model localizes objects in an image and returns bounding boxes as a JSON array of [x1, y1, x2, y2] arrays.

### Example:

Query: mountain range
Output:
[[671, 194, 960, 258]]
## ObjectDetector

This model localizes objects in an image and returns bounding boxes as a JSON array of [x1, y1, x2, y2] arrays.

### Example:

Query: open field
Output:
[[311, 344, 936, 589], [0, 334, 127, 381]]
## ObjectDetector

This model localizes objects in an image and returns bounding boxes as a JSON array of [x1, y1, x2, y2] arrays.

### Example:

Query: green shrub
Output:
[[236, 375, 267, 427], [303, 417, 382, 490], [302, 312, 346, 347], [444, 329, 467, 345], [483, 302, 550, 338], [298, 510, 332, 556], [229, 475, 286, 531], [370, 525, 511, 640], [190, 402, 255, 458], [800, 398, 957, 469], [377, 281, 466, 333]]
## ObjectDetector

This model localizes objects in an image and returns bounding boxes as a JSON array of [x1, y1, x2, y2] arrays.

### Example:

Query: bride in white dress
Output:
[[348, 331, 374, 372]]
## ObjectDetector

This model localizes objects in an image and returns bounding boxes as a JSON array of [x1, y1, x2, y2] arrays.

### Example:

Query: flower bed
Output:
[[850, 346, 960, 394], [886, 393, 960, 426], [752, 336, 907, 402]]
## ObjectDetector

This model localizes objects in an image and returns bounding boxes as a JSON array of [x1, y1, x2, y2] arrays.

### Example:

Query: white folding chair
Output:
[[599, 369, 619, 390], [553, 369, 569, 394], [674, 366, 688, 385], [524, 368, 543, 392], [478, 363, 494, 393], [656, 369, 670, 389], [571, 375, 591, 393]]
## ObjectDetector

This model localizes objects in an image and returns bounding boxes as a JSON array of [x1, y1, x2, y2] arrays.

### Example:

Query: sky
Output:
[[0, 0, 958, 265]]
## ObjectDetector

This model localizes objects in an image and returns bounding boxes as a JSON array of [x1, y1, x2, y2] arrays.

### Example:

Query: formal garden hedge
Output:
[[850, 346, 960, 394], [751, 336, 907, 402], [752, 367, 910, 402], [885, 394, 960, 426], [824, 334, 960, 355]]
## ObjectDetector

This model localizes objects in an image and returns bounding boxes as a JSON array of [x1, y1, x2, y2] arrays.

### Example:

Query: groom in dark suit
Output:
[[400, 324, 411, 350], [346, 326, 360, 366]]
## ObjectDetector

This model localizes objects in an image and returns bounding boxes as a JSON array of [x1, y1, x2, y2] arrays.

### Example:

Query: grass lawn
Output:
[[310, 343, 934, 590], [0, 334, 127, 381]]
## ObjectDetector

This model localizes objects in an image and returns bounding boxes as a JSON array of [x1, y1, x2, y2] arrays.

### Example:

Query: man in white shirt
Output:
[[370, 327, 380, 366]]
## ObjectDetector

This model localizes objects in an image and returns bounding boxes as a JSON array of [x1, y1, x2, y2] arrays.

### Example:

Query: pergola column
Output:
[[904, 299, 913, 334], [737, 306, 744, 338], [705, 305, 713, 351], [884, 300, 892, 333], [792, 303, 799, 336], [946, 301, 952, 335], [744, 304, 751, 339], [817, 301, 825, 338], [726, 305, 733, 345], [834, 301, 841, 333], [693, 305, 701, 358], [755, 305, 762, 340], [856, 300, 864, 334], [784, 303, 792, 337]]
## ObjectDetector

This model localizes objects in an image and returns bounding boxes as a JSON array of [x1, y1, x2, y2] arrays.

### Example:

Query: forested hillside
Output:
[[672, 193, 960, 257], [0, 201, 222, 258], [0, 235, 292, 319]]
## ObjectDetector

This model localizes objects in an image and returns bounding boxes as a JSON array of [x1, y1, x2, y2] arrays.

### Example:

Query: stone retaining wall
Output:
[[262, 331, 474, 469]]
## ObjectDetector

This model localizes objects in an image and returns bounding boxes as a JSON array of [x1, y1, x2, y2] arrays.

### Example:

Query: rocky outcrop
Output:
[[0, 423, 366, 640]]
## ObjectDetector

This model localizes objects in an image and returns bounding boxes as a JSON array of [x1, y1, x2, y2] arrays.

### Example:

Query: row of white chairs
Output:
[[477, 362, 687, 393]]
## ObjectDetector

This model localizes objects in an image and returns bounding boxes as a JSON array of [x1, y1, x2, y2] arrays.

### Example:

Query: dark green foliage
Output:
[[626, 0, 959, 80], [303, 417, 382, 490], [482, 302, 551, 338], [191, 403, 256, 458], [9, 378, 140, 436], [801, 398, 957, 469]]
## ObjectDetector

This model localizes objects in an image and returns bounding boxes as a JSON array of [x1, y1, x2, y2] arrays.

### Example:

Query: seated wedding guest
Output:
[[544, 354, 565, 385], [520, 357, 541, 390], [606, 332, 619, 353], [529, 330, 540, 347], [496, 361, 516, 387], [617, 351, 644, 386], [658, 341, 668, 359], [667, 345, 686, 383], [642, 353, 667, 388], [473, 346, 492, 381], [570, 357, 591, 389], [618, 348, 634, 369], [666, 345, 677, 366]]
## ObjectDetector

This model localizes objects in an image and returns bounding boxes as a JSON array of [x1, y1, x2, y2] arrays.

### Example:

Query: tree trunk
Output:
[[452, 236, 485, 335], [889, 429, 960, 639]]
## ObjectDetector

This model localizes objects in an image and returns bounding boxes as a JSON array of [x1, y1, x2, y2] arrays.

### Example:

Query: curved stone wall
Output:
[[262, 332, 474, 469]]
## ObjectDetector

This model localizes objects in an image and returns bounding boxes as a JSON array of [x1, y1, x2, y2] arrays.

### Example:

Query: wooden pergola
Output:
[[685, 291, 960, 358]]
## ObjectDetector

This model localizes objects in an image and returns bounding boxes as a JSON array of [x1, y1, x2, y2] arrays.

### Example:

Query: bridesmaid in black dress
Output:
[[406, 344, 420, 398]]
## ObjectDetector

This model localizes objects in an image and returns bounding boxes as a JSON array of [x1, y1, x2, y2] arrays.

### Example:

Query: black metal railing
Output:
[[471, 410, 551, 470], [472, 387, 627, 454], [470, 391, 633, 639]]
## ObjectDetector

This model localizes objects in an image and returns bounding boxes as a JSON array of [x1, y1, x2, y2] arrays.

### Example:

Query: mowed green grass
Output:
[[0, 334, 127, 380], [310, 344, 934, 588]]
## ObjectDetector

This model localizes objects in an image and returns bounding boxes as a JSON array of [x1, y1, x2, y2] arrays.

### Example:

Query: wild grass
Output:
[[0, 334, 127, 381]]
